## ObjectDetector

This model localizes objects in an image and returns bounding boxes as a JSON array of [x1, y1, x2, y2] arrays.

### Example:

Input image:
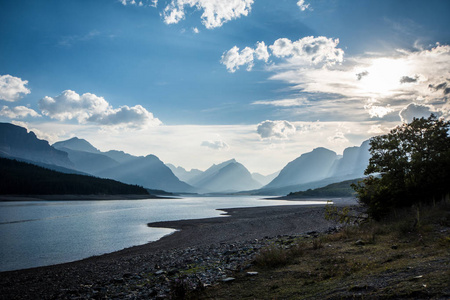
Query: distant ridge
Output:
[[54, 137, 194, 193]]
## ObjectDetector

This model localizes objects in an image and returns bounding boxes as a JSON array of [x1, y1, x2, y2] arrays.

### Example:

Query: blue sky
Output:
[[1, 0, 450, 174]]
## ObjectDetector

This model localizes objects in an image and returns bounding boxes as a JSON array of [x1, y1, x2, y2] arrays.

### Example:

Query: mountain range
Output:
[[53, 137, 193, 193], [253, 141, 370, 195], [0, 122, 371, 195]]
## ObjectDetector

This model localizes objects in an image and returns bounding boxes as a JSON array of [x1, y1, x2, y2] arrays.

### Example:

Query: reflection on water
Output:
[[0, 196, 328, 272]]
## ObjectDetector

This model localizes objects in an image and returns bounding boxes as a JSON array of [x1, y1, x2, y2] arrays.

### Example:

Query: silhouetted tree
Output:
[[353, 115, 450, 219]]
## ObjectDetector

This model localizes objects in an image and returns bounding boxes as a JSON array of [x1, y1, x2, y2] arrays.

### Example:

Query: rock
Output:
[[222, 277, 235, 283], [167, 269, 179, 276], [154, 270, 165, 276], [246, 272, 258, 276], [355, 240, 365, 246]]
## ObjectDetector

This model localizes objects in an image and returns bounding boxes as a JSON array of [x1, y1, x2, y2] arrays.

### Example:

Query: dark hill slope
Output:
[[0, 123, 73, 168], [0, 157, 149, 196]]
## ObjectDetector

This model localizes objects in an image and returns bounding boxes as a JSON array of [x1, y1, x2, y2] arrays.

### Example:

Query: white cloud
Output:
[[121, 0, 155, 6], [87, 105, 162, 128], [201, 140, 230, 150], [297, 0, 310, 11], [0, 105, 40, 119], [0, 75, 31, 102], [255, 41, 269, 62], [399, 103, 438, 123], [256, 120, 296, 139], [162, 0, 254, 29], [222, 36, 344, 73], [192, 27, 199, 34], [252, 98, 307, 107], [364, 99, 393, 118], [269, 36, 344, 66], [327, 131, 349, 144], [38, 90, 161, 129], [221, 46, 256, 73]]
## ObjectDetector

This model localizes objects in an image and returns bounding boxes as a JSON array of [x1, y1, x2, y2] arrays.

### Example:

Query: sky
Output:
[[1, 0, 450, 174]]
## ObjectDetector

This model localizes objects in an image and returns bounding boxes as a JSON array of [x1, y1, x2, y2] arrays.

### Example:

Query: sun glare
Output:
[[358, 58, 410, 97]]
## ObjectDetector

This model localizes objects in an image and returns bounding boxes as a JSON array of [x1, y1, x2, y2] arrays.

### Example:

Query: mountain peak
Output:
[[53, 137, 100, 153]]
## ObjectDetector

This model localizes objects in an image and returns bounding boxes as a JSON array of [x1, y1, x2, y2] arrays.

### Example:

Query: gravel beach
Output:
[[0, 201, 355, 299]]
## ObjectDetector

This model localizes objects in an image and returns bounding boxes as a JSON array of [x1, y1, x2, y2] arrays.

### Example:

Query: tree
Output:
[[353, 115, 450, 219]]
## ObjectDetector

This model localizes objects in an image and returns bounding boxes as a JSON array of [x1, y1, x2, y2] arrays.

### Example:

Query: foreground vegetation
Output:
[[197, 201, 450, 299], [353, 115, 450, 219], [0, 157, 149, 196]]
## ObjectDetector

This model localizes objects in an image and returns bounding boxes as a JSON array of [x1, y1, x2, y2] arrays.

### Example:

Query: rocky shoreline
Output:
[[0, 203, 351, 299]]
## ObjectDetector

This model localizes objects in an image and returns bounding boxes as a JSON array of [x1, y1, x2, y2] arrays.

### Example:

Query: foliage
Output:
[[324, 202, 352, 225], [287, 179, 359, 198], [352, 115, 450, 219], [0, 157, 149, 196]]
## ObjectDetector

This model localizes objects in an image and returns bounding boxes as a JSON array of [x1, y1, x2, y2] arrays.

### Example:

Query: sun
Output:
[[357, 57, 411, 97]]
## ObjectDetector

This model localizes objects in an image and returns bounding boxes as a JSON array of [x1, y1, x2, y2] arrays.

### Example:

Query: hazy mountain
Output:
[[328, 140, 370, 178], [54, 147, 120, 175], [186, 159, 235, 186], [252, 171, 280, 186], [266, 147, 337, 189], [53, 137, 100, 154], [97, 155, 194, 193], [53, 138, 121, 174], [253, 141, 370, 195], [0, 123, 73, 169], [54, 137, 194, 193], [187, 159, 262, 192], [103, 150, 138, 164], [166, 164, 203, 183]]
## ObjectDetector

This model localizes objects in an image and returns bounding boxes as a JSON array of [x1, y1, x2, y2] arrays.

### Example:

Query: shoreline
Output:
[[0, 202, 354, 299]]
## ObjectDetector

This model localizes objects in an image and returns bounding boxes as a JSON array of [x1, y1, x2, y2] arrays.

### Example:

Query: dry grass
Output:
[[198, 201, 450, 299]]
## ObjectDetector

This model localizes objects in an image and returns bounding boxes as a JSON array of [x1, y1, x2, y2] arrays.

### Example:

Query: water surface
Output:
[[0, 196, 327, 272]]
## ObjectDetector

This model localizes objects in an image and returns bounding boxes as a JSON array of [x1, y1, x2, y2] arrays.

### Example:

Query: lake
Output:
[[0, 196, 328, 272]]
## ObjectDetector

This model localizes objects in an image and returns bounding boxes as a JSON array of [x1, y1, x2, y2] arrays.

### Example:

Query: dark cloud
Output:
[[356, 71, 368, 81], [429, 82, 447, 90], [429, 82, 450, 95], [400, 75, 418, 84]]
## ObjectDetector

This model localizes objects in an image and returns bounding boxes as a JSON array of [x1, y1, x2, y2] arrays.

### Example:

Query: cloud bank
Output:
[[39, 90, 161, 129], [0, 106, 40, 119], [221, 36, 344, 72], [0, 75, 31, 102]]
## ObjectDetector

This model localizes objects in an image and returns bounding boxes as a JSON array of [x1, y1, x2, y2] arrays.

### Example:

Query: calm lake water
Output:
[[0, 196, 328, 272]]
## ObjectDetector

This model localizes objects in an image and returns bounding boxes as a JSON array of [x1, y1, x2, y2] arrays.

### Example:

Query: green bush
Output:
[[353, 115, 450, 219]]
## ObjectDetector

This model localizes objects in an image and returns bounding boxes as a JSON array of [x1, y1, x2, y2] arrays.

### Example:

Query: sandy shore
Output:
[[0, 202, 353, 299]]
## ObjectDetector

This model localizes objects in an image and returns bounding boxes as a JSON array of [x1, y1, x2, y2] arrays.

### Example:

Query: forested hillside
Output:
[[0, 157, 149, 196]]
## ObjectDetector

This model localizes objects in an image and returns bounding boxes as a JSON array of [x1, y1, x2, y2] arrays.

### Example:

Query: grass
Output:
[[197, 201, 450, 299]]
